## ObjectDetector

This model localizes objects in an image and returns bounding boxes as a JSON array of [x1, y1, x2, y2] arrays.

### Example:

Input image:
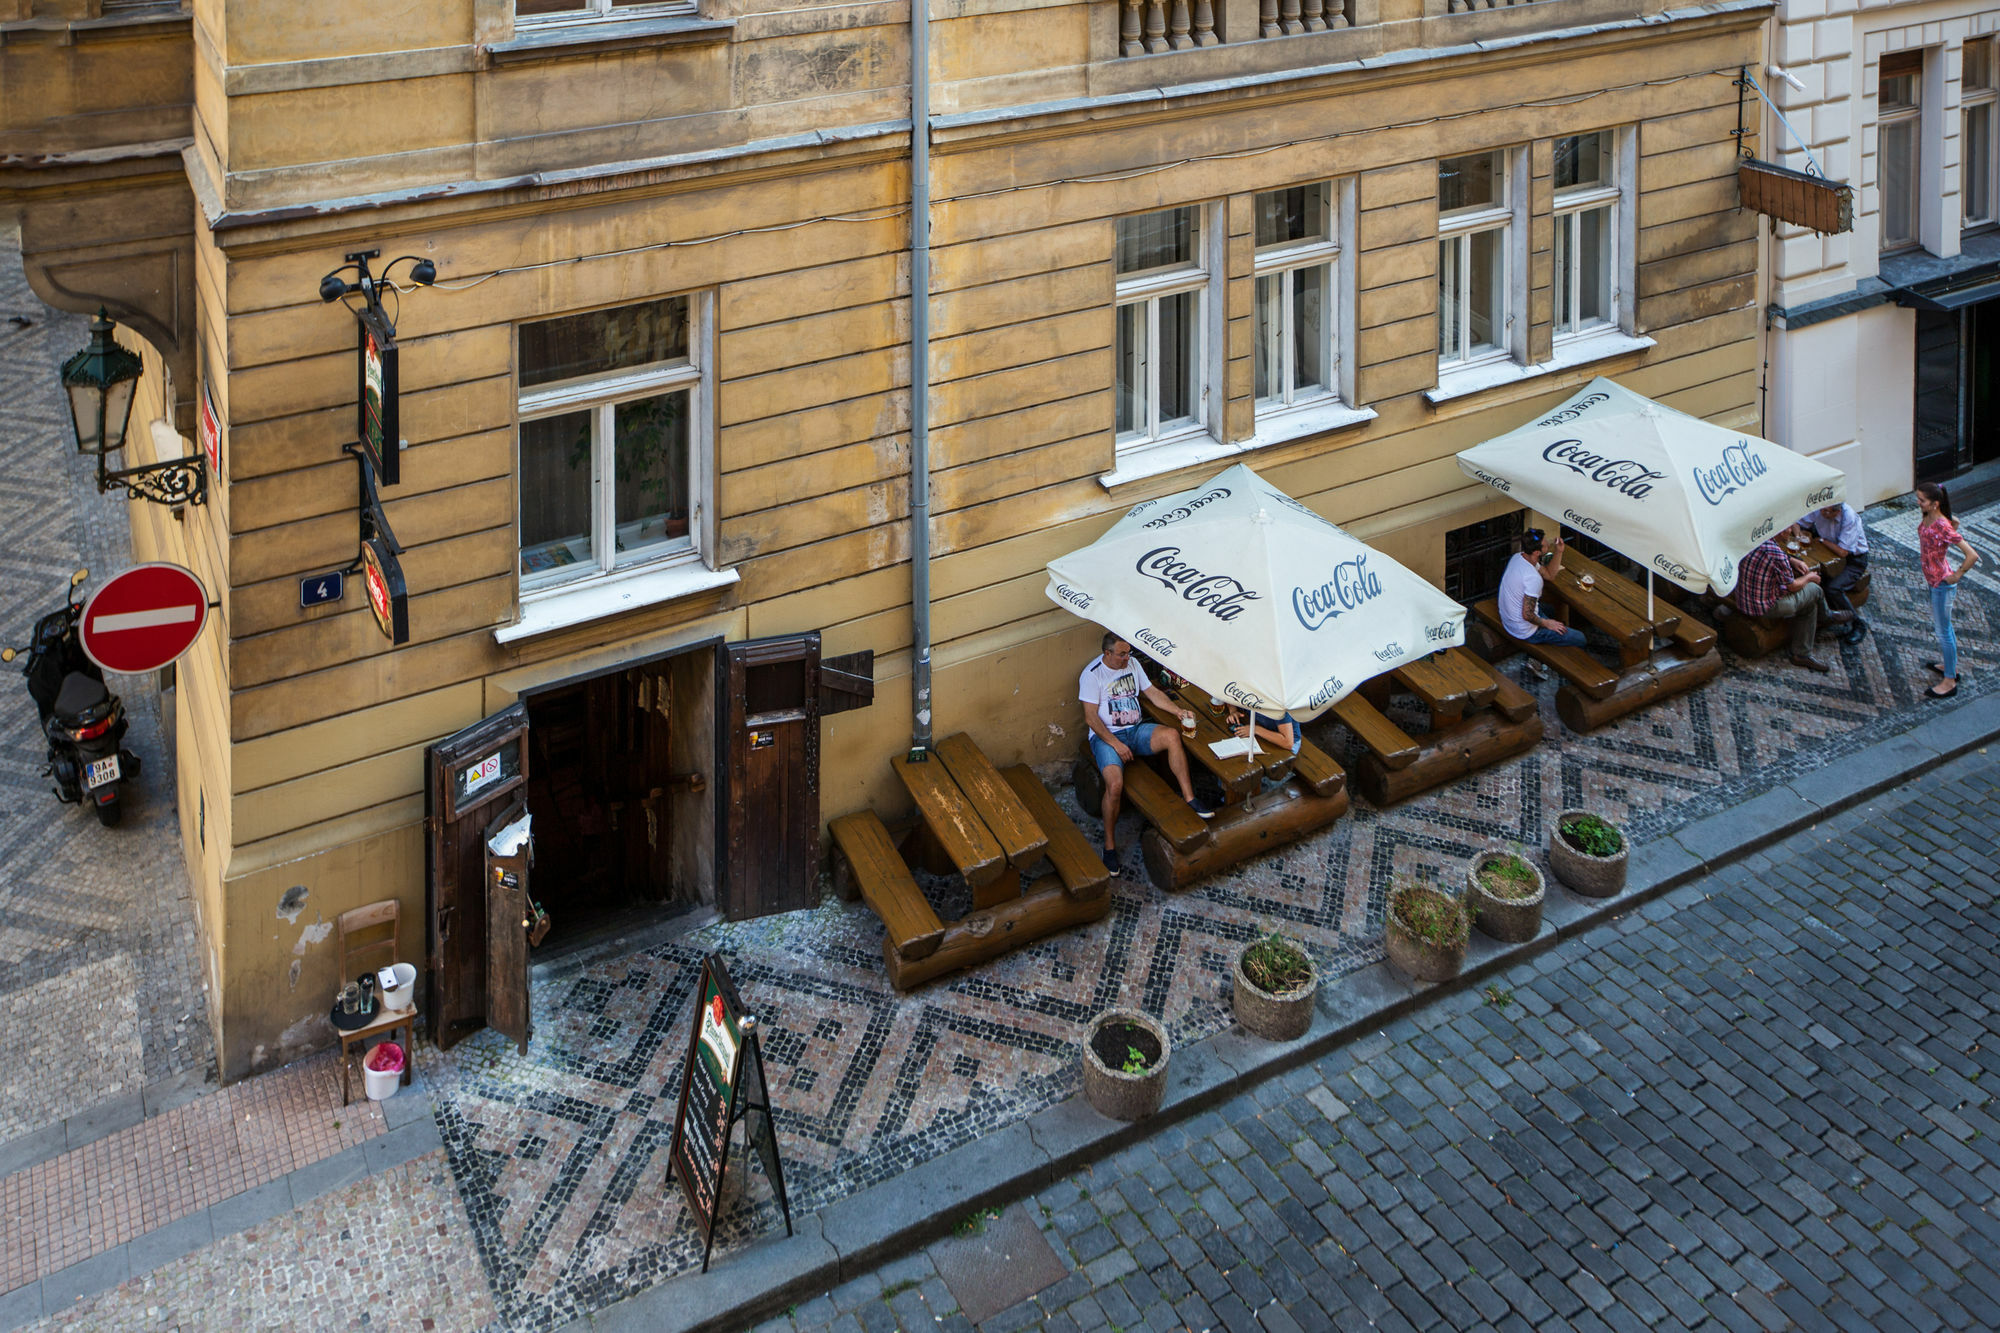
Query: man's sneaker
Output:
[[1101, 846, 1121, 872], [1189, 795, 1220, 819], [1843, 619, 1869, 645]]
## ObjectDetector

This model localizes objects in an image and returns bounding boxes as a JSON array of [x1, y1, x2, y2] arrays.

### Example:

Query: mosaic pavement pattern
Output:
[[29, 1150, 495, 1333], [0, 1050, 388, 1296], [425, 494, 1999, 1329], [0, 235, 214, 1142]]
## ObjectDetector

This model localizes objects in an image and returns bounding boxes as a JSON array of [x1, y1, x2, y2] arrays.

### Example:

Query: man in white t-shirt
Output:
[[1080, 632, 1216, 873], [1495, 529, 1585, 647]]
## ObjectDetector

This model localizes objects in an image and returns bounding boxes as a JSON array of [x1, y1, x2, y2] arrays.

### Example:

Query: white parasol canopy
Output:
[[1044, 464, 1466, 719], [1454, 377, 1845, 597]]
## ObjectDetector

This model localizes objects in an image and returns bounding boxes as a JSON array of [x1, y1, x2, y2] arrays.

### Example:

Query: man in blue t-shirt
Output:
[[1080, 632, 1217, 873], [1789, 502, 1869, 645]]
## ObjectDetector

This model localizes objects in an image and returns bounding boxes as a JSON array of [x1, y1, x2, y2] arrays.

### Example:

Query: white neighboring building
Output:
[[1763, 1, 2000, 501]]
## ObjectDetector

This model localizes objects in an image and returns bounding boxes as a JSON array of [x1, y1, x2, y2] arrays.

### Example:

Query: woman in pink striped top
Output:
[[1917, 481, 1981, 700]]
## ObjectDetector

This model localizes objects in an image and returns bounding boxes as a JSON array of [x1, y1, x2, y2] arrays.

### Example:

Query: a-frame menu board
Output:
[[666, 954, 793, 1272]]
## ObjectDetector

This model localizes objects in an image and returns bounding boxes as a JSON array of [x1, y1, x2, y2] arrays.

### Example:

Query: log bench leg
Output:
[[1555, 650, 1722, 732], [1355, 712, 1545, 807], [884, 882, 1115, 990], [1140, 783, 1349, 892]]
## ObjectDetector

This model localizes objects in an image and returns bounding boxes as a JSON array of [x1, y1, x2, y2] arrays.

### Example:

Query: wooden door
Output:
[[722, 635, 821, 920], [483, 796, 532, 1056], [425, 703, 529, 1050]]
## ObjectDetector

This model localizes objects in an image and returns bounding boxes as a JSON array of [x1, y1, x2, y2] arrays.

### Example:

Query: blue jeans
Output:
[[1090, 722, 1160, 771], [1525, 626, 1587, 647], [1933, 584, 1959, 679]]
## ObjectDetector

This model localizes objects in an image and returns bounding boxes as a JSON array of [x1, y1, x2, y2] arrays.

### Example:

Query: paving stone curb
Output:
[[568, 689, 2000, 1333], [0, 1068, 216, 1182], [0, 1088, 439, 1333]]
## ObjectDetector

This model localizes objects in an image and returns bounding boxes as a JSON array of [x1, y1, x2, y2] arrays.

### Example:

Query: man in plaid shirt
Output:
[[1728, 539, 1851, 672]]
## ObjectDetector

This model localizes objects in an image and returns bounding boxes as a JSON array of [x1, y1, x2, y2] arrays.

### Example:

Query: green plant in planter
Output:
[[1479, 848, 1539, 901], [1390, 877, 1469, 947], [1242, 929, 1314, 995], [1122, 1045, 1150, 1075], [1560, 813, 1624, 857]]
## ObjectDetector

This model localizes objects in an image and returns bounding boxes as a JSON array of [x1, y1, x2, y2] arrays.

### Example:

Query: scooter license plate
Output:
[[84, 755, 121, 790]]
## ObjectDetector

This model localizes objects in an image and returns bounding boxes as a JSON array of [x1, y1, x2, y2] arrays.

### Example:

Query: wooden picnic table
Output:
[[1331, 645, 1545, 806], [1142, 686, 1295, 802], [1545, 552, 1681, 669], [831, 732, 1113, 990]]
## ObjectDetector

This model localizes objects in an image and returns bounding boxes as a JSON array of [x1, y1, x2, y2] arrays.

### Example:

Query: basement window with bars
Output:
[[1443, 510, 1524, 605]]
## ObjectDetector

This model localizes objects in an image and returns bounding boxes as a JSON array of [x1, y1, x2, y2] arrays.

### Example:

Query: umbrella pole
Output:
[[1647, 570, 1654, 621]]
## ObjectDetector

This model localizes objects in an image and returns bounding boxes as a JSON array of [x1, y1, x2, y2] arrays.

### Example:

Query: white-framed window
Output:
[[1965, 40, 1996, 230], [1115, 206, 1211, 452], [1553, 132, 1621, 340], [1880, 50, 1924, 251], [1437, 151, 1516, 369], [516, 0, 692, 22], [1253, 184, 1340, 414], [516, 296, 709, 593]]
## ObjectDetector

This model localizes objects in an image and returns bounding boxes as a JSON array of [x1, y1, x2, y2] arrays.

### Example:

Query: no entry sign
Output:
[[79, 563, 210, 674]]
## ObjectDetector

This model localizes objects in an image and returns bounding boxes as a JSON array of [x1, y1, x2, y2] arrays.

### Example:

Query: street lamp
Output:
[[61, 309, 206, 508]]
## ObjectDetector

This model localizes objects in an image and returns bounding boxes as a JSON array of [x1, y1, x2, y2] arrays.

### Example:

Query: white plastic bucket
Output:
[[378, 962, 417, 1012], [362, 1042, 403, 1101]]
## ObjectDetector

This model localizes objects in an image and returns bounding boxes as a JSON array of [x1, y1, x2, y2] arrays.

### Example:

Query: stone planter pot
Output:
[[1081, 1008, 1171, 1121], [1466, 851, 1546, 943], [1383, 883, 1468, 984], [1232, 941, 1319, 1041], [1548, 809, 1628, 898]]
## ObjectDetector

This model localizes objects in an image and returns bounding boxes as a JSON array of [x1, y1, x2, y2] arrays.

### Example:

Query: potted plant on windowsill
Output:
[[1232, 930, 1319, 1041], [1467, 846, 1545, 943], [1081, 1008, 1171, 1121], [1383, 878, 1469, 984], [1548, 809, 1628, 898]]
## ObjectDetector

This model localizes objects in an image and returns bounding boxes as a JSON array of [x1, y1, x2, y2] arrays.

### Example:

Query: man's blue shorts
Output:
[[1089, 722, 1160, 772]]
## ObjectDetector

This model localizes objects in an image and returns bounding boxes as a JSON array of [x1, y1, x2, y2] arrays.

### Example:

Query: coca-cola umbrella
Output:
[[1044, 463, 1466, 719], [1454, 377, 1845, 609]]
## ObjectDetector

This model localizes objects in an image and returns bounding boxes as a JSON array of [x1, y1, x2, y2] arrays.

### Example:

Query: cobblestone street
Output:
[[0, 236, 214, 1144], [803, 745, 2000, 1333]]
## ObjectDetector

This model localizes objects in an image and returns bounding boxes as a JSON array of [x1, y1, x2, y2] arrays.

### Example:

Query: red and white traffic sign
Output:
[[79, 563, 210, 674]]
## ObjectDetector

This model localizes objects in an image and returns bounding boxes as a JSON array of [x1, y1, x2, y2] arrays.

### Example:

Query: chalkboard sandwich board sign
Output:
[[667, 954, 792, 1272]]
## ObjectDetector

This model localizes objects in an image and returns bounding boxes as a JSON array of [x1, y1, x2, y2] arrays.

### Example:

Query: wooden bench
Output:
[[1290, 738, 1346, 798], [1331, 693, 1419, 770], [829, 811, 945, 960], [1000, 765, 1111, 901], [1472, 600, 1618, 701], [1121, 758, 1212, 853], [1436, 647, 1502, 710], [935, 733, 1047, 876], [891, 750, 1007, 888], [1485, 666, 1539, 725], [1391, 658, 1469, 724]]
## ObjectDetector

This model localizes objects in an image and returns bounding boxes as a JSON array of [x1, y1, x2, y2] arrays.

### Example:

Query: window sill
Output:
[[486, 14, 733, 67], [496, 560, 739, 644], [1424, 330, 1655, 406], [1098, 400, 1376, 491]]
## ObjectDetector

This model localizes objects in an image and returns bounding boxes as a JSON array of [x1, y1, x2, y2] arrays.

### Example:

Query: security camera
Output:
[[1767, 64, 1808, 93]]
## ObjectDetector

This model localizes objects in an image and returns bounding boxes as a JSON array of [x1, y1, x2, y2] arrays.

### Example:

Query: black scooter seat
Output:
[[54, 672, 109, 717]]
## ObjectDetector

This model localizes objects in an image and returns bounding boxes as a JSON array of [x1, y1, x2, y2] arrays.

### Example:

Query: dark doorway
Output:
[[521, 643, 720, 954], [1915, 302, 2000, 483]]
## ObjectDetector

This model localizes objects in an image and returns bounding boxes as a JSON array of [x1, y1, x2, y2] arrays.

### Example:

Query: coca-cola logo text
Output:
[[1471, 468, 1512, 493], [1308, 676, 1346, 709], [1292, 554, 1383, 630], [1541, 439, 1665, 499], [1562, 508, 1603, 536], [1223, 682, 1264, 707], [1652, 554, 1693, 581], [1132, 627, 1176, 658], [1052, 583, 1093, 610], [1533, 392, 1611, 429], [1690, 442, 1768, 506], [1134, 547, 1260, 622], [1373, 642, 1404, 662], [1806, 485, 1837, 507], [1142, 487, 1231, 529]]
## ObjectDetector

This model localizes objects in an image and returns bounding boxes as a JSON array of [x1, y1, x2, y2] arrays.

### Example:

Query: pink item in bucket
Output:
[[365, 1042, 405, 1075]]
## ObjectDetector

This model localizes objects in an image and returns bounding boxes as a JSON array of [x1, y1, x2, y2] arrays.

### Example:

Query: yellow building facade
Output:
[[3, 0, 1767, 1080]]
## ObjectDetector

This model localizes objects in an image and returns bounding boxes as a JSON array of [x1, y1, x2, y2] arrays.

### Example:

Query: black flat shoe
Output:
[[1925, 683, 1958, 700]]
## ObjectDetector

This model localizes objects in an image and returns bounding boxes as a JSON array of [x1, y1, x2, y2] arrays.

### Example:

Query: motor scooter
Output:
[[2, 569, 141, 826]]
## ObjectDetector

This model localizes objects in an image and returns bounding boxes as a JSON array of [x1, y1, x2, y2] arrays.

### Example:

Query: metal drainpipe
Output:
[[907, 0, 934, 763]]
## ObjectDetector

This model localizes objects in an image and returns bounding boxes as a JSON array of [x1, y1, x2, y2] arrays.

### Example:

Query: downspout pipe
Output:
[[907, 0, 934, 762]]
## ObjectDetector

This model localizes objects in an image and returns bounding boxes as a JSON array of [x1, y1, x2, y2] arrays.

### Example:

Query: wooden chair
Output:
[[334, 900, 418, 1107]]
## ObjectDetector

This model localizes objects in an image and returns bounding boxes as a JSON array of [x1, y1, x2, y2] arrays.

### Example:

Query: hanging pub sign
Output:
[[666, 955, 792, 1273], [198, 380, 222, 479], [360, 533, 409, 645], [355, 304, 401, 487], [1739, 160, 1853, 236]]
